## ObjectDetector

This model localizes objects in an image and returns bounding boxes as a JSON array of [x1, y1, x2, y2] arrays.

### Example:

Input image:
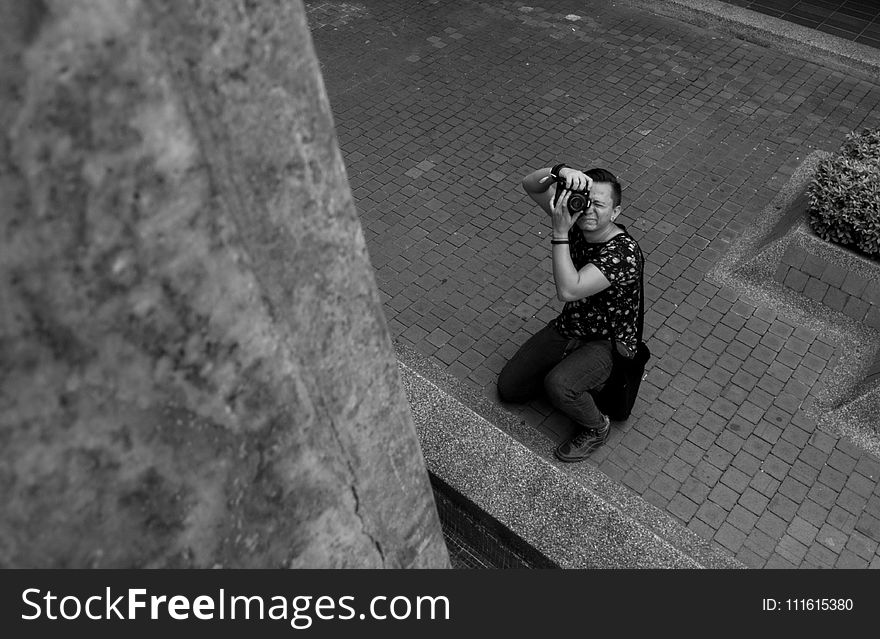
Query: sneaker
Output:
[[554, 415, 610, 462]]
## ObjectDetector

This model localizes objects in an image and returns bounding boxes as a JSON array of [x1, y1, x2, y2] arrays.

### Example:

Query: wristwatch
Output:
[[550, 163, 567, 182]]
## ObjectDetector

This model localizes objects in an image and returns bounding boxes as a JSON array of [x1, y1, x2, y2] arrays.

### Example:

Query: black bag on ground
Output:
[[594, 339, 651, 422], [592, 239, 650, 422]]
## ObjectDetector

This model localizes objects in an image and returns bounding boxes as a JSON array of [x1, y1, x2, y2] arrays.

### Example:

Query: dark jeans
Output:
[[497, 322, 613, 430]]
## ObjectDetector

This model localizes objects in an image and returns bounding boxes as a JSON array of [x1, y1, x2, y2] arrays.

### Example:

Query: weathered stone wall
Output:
[[0, 0, 449, 568]]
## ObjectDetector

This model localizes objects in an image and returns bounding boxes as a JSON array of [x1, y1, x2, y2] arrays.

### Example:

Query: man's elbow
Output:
[[556, 288, 581, 303]]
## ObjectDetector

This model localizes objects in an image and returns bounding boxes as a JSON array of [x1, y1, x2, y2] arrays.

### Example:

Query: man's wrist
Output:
[[550, 163, 567, 182]]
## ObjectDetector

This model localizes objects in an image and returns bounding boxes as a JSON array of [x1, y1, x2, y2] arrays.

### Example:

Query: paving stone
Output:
[[817, 523, 850, 553], [728, 504, 760, 533], [806, 481, 838, 511], [855, 456, 880, 481], [835, 549, 868, 569], [776, 534, 808, 564], [668, 493, 700, 522], [845, 530, 879, 560], [739, 485, 772, 515], [802, 543, 837, 569], [866, 496, 880, 520], [846, 471, 878, 499], [836, 487, 869, 517], [854, 513, 880, 542], [797, 498, 830, 529], [715, 522, 747, 553], [687, 518, 719, 545], [768, 492, 799, 522], [731, 450, 762, 476], [765, 555, 797, 569], [818, 465, 848, 493], [828, 505, 858, 535], [649, 473, 681, 500], [788, 516, 820, 546], [735, 547, 766, 569]]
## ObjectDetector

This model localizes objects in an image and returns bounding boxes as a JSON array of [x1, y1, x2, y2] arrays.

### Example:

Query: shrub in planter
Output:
[[807, 128, 880, 261]]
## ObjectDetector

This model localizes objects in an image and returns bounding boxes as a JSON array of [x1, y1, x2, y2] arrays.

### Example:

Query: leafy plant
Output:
[[807, 128, 880, 261]]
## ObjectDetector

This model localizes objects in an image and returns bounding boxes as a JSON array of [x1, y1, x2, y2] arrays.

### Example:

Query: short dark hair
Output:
[[585, 168, 621, 207]]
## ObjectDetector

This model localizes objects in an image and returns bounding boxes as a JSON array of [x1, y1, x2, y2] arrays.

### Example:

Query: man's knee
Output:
[[544, 368, 582, 406]]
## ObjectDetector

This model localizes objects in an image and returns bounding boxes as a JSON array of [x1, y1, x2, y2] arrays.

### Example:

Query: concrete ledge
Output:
[[623, 0, 880, 82], [396, 342, 742, 569]]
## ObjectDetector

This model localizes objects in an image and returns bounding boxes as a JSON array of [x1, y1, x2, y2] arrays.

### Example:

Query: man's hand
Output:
[[521, 165, 592, 219], [557, 167, 592, 192], [551, 188, 576, 238]]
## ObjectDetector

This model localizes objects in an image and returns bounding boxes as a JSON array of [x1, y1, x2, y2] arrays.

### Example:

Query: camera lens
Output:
[[567, 193, 588, 214]]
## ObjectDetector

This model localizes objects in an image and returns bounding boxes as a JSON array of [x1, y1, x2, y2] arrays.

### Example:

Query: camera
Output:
[[552, 180, 590, 215]]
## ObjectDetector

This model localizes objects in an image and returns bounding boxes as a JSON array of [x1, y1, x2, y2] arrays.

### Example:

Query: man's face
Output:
[[575, 182, 620, 231]]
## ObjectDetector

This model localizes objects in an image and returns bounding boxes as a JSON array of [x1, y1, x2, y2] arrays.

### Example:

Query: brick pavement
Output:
[[305, 0, 880, 568]]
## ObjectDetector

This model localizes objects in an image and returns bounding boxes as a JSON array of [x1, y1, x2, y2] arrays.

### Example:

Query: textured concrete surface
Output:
[[1, 0, 448, 568], [307, 0, 880, 568]]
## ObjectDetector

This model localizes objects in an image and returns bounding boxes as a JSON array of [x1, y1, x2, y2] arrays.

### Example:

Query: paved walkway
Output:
[[718, 0, 880, 48], [305, 0, 880, 568]]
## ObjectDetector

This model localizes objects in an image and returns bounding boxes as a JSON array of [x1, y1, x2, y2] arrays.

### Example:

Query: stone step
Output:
[[396, 343, 742, 569]]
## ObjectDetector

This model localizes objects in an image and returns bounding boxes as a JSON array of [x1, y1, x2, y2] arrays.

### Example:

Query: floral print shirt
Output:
[[553, 227, 643, 353]]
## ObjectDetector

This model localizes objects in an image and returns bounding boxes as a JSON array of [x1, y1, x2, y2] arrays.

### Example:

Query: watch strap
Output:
[[550, 163, 567, 181]]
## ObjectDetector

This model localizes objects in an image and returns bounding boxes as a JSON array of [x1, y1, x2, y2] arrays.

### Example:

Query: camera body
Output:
[[552, 179, 590, 215]]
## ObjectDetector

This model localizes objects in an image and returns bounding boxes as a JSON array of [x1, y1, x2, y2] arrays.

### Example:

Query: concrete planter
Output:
[[775, 219, 880, 328], [772, 189, 880, 387], [708, 150, 880, 453]]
